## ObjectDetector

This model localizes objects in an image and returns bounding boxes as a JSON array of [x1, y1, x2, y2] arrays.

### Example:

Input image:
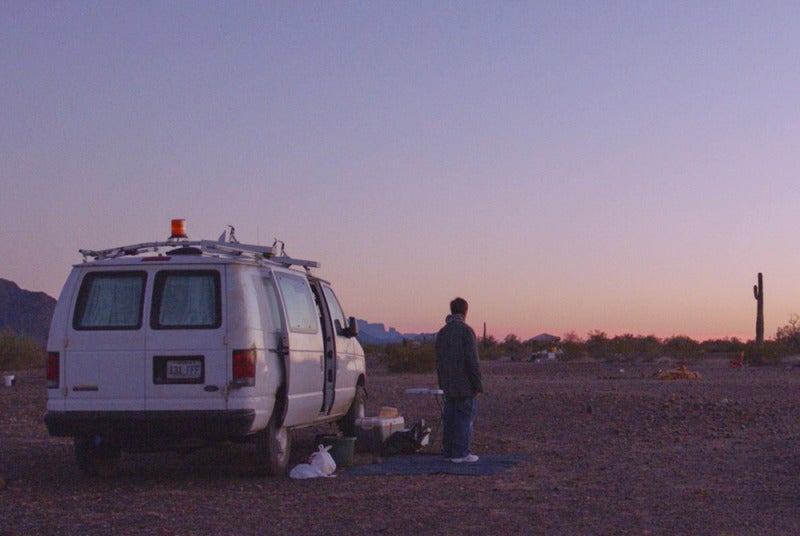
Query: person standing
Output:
[[435, 297, 483, 463]]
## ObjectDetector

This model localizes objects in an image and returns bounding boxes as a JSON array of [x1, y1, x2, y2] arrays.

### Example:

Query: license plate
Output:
[[153, 355, 204, 384], [166, 359, 202, 380]]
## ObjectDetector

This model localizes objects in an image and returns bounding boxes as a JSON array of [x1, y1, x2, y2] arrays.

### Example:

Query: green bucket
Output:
[[321, 436, 356, 468]]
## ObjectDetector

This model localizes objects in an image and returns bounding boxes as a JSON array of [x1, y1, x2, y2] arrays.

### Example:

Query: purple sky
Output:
[[3, 2, 800, 341]]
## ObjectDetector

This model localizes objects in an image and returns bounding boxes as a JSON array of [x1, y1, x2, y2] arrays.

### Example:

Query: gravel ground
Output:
[[2, 357, 800, 535]]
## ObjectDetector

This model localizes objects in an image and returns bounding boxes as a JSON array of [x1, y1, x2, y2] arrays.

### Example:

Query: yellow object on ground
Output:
[[654, 365, 701, 380], [379, 406, 399, 418]]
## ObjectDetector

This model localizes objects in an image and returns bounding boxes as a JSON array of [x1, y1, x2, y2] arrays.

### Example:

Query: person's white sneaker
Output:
[[449, 454, 479, 463]]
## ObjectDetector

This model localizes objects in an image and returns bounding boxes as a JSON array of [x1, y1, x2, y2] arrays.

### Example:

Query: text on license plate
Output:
[[166, 360, 202, 380]]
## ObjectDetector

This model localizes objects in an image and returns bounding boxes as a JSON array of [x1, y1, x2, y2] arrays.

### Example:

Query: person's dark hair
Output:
[[450, 297, 468, 315]]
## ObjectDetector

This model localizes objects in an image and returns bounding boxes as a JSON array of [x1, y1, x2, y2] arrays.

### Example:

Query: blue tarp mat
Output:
[[345, 454, 525, 476]]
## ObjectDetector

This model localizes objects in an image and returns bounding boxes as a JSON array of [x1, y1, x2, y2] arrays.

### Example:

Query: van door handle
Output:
[[73, 384, 99, 392]]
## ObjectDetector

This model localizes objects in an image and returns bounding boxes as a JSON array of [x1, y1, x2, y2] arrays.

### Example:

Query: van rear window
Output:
[[73, 271, 147, 330], [151, 270, 221, 329]]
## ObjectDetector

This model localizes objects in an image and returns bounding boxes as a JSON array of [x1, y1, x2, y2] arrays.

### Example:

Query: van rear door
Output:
[[145, 268, 228, 410], [63, 270, 148, 411]]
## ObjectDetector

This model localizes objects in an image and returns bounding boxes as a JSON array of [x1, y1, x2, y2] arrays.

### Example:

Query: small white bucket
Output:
[[3, 375, 15, 387]]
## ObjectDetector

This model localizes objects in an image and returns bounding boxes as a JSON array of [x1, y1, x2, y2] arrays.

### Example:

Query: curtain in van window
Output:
[[157, 273, 217, 327], [80, 274, 143, 328]]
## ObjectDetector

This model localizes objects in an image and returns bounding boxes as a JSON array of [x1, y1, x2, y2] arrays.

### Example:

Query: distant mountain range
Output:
[[355, 320, 435, 345], [0, 278, 428, 348], [0, 279, 56, 346]]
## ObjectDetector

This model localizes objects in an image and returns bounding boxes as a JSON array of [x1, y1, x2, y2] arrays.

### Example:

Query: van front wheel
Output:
[[337, 384, 366, 437], [255, 414, 291, 476], [75, 436, 121, 477]]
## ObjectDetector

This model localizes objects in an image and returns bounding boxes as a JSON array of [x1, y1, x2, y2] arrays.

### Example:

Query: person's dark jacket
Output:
[[435, 314, 483, 397]]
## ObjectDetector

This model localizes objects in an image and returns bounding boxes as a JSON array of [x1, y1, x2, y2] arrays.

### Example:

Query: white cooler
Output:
[[354, 416, 405, 453]]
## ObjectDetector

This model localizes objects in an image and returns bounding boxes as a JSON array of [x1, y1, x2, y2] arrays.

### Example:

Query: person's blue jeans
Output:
[[441, 396, 477, 459]]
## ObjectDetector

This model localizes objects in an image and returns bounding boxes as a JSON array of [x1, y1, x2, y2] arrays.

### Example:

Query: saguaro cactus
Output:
[[753, 272, 764, 347]]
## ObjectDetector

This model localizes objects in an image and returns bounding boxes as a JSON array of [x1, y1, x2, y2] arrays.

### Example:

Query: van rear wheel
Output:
[[255, 414, 291, 476], [75, 436, 121, 477]]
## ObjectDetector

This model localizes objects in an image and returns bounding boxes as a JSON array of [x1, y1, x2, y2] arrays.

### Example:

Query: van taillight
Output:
[[47, 352, 59, 389], [232, 349, 255, 387]]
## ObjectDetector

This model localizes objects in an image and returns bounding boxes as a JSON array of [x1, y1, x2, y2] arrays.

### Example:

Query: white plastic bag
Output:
[[289, 463, 326, 479], [309, 444, 337, 476]]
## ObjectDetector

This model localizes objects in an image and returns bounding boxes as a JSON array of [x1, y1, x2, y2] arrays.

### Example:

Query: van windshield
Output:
[[73, 271, 146, 330]]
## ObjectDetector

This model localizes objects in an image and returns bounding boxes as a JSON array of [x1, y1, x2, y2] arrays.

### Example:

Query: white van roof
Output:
[[78, 232, 320, 272]]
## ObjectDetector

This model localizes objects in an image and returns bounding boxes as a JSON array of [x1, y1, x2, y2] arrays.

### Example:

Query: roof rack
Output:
[[79, 239, 320, 270]]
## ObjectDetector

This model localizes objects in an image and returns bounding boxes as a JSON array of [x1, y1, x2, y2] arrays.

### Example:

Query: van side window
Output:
[[322, 285, 347, 335], [73, 271, 147, 330], [275, 273, 318, 333], [151, 270, 221, 329], [260, 275, 283, 331]]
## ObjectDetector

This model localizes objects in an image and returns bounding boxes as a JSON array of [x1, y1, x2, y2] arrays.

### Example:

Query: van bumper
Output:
[[44, 409, 256, 449]]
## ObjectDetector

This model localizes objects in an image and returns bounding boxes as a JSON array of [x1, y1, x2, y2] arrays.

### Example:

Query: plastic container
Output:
[[321, 435, 356, 468], [354, 416, 405, 453]]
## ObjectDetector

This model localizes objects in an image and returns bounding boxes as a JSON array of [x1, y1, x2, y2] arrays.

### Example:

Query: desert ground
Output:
[[2, 356, 800, 535]]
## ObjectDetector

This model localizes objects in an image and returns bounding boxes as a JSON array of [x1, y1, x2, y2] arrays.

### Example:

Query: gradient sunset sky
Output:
[[3, 2, 799, 342]]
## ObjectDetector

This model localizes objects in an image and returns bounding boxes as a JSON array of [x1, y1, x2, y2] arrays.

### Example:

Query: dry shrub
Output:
[[0, 329, 44, 371], [383, 341, 436, 373]]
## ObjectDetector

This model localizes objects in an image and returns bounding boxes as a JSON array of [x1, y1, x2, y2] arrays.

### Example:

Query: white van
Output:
[[44, 221, 366, 476]]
